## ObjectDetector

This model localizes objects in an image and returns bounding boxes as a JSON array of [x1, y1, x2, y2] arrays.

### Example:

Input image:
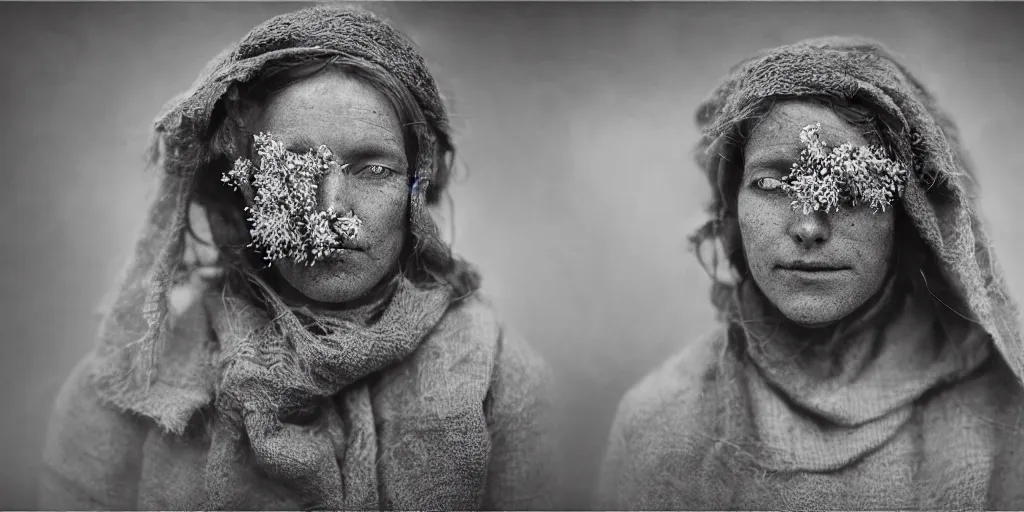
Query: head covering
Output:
[[86, 5, 486, 509], [693, 36, 1023, 384], [597, 36, 1024, 511], [94, 3, 457, 398]]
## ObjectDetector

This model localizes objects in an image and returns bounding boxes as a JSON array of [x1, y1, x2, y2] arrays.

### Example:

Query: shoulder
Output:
[[430, 292, 503, 348], [382, 291, 550, 421], [429, 292, 549, 378], [488, 319, 552, 418], [426, 292, 551, 408], [405, 293, 505, 395], [49, 353, 147, 433], [42, 353, 151, 490], [417, 293, 501, 371], [598, 328, 739, 510], [613, 327, 729, 438], [40, 353, 150, 508], [87, 283, 218, 435]]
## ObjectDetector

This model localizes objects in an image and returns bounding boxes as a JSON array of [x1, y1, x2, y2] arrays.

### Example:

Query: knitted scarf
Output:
[[200, 276, 453, 509], [598, 36, 1024, 510], [694, 37, 1021, 370], [735, 268, 991, 470], [85, 5, 490, 509], [698, 37, 1024, 509]]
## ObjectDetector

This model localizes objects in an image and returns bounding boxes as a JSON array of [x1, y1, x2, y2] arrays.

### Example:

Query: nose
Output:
[[789, 210, 831, 248], [316, 165, 353, 214]]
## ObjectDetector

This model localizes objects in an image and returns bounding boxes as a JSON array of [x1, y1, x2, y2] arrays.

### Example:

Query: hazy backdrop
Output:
[[3, 1, 1024, 508]]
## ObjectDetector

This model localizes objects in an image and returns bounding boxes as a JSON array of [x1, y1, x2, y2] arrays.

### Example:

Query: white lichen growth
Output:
[[781, 123, 909, 214], [222, 133, 363, 266]]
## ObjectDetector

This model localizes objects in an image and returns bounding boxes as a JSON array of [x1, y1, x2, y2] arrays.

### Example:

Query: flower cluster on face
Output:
[[780, 123, 910, 215], [221, 133, 362, 266]]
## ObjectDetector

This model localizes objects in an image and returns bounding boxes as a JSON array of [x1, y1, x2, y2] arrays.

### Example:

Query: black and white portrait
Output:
[[3, 1, 1024, 510]]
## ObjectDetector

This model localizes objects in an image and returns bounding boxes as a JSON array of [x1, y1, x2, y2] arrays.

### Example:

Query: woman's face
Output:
[[737, 101, 895, 327], [249, 69, 410, 305]]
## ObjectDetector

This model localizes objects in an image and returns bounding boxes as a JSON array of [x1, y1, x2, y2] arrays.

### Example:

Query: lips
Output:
[[314, 245, 363, 264], [778, 260, 850, 271]]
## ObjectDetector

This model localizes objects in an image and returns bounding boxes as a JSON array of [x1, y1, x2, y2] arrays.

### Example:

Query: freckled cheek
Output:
[[354, 185, 409, 241], [738, 195, 785, 266], [838, 213, 895, 265]]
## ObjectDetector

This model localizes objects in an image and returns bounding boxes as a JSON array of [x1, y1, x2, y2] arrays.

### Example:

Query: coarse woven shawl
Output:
[[597, 36, 1024, 511], [681, 35, 1024, 508], [86, 5, 489, 509], [696, 36, 1023, 385]]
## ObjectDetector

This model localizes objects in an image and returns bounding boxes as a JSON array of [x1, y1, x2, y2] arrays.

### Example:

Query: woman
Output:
[[39, 5, 556, 510], [598, 37, 1024, 510]]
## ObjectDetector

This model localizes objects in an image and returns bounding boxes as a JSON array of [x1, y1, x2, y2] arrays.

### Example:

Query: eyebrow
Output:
[[745, 153, 797, 171], [345, 142, 406, 163], [283, 136, 406, 163], [283, 135, 324, 153]]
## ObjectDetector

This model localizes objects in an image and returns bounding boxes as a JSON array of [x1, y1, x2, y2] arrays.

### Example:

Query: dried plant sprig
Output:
[[221, 133, 363, 266], [780, 123, 910, 214]]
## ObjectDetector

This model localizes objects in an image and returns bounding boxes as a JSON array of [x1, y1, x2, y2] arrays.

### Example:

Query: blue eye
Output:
[[755, 177, 785, 191]]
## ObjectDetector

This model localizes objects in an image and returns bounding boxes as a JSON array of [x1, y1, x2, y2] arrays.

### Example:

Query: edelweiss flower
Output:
[[222, 133, 362, 265], [780, 124, 909, 214]]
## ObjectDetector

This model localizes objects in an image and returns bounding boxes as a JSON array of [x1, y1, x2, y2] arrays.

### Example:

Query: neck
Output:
[[737, 272, 903, 378], [736, 266, 993, 430], [267, 269, 402, 323]]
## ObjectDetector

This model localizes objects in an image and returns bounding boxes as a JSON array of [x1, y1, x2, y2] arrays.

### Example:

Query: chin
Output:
[[778, 305, 844, 327], [773, 292, 861, 327], [276, 261, 378, 305], [297, 283, 363, 304]]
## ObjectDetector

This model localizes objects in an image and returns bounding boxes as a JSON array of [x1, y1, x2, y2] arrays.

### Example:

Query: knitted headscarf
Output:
[[93, 2, 461, 413], [691, 36, 1024, 385], [87, 5, 483, 509], [597, 37, 1024, 511]]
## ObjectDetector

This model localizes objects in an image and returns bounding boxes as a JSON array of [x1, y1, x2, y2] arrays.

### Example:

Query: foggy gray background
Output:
[[3, 1, 1024, 508]]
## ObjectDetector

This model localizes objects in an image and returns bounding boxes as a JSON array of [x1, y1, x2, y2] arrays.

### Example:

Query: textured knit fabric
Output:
[[198, 276, 458, 510], [42, 283, 556, 510], [598, 37, 1024, 510], [39, 5, 557, 510]]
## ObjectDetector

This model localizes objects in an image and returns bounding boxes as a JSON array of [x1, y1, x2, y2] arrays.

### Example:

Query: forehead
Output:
[[255, 69, 404, 151], [744, 101, 870, 168]]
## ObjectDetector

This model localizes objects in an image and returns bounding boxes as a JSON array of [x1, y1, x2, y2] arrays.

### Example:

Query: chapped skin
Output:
[[247, 69, 411, 307], [738, 101, 895, 327]]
